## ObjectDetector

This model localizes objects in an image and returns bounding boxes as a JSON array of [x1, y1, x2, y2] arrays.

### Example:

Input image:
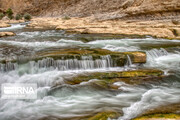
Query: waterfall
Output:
[[35, 55, 114, 70], [0, 55, 114, 72], [146, 48, 168, 59], [0, 62, 18, 72], [145, 48, 170, 68], [126, 55, 132, 67]]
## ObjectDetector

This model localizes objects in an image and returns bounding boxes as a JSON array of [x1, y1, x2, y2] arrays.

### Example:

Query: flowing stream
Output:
[[0, 23, 180, 120]]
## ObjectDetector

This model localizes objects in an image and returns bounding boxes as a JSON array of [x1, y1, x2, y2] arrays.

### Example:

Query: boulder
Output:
[[0, 32, 16, 37]]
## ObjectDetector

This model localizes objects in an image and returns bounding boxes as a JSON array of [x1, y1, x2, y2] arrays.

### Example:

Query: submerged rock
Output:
[[64, 69, 164, 88], [87, 111, 121, 120], [38, 110, 121, 120], [0, 32, 16, 37]]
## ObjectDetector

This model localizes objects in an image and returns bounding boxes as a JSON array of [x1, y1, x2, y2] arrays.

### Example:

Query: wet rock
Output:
[[65, 69, 164, 87], [124, 51, 146, 63], [143, 103, 180, 116], [133, 103, 180, 120], [87, 111, 121, 120], [0, 48, 147, 72], [38, 110, 121, 120], [0, 32, 16, 37], [0, 47, 147, 71], [133, 114, 180, 120], [36, 48, 146, 65]]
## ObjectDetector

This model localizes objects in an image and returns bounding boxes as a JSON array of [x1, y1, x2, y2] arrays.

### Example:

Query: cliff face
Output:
[[0, 0, 180, 20]]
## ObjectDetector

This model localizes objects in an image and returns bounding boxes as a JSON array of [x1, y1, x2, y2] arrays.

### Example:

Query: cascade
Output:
[[146, 48, 168, 59], [0, 55, 115, 72], [126, 55, 132, 67]]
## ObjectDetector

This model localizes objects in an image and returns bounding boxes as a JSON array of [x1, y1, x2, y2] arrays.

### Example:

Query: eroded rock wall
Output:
[[0, 0, 179, 20]]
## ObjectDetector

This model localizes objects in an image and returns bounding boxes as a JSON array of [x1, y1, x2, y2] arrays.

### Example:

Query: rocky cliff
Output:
[[0, 0, 180, 20]]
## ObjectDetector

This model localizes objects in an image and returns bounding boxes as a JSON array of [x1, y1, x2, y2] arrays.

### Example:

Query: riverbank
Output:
[[25, 17, 180, 40], [1, 17, 180, 40]]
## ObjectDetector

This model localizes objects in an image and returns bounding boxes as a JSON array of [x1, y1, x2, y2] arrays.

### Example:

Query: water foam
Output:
[[119, 84, 180, 120], [0, 23, 27, 32], [145, 48, 180, 70]]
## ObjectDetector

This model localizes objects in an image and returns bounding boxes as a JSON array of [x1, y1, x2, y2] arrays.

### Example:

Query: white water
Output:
[[0, 55, 114, 72], [126, 55, 132, 67], [145, 48, 180, 70], [18, 30, 65, 38], [0, 48, 179, 120], [0, 40, 68, 50], [119, 84, 180, 120], [0, 23, 27, 32], [2, 37, 180, 52], [0, 69, 179, 120], [0, 25, 180, 120]]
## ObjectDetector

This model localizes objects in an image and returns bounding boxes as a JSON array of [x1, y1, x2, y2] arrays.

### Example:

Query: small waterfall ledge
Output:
[[0, 51, 146, 72]]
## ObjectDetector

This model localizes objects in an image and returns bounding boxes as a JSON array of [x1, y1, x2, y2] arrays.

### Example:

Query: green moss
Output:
[[66, 69, 163, 87], [87, 111, 121, 120], [35, 48, 146, 65], [0, 48, 146, 68], [133, 113, 180, 120]]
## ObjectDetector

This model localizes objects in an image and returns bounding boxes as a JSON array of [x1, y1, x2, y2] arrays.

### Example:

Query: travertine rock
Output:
[[0, 32, 16, 37]]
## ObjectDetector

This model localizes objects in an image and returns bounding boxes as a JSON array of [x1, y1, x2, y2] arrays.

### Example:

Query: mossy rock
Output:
[[64, 69, 164, 87], [37, 48, 120, 56], [134, 103, 180, 120], [87, 111, 121, 120], [35, 48, 146, 65], [133, 113, 180, 120], [124, 51, 146, 63], [72, 69, 163, 80], [0, 48, 146, 68]]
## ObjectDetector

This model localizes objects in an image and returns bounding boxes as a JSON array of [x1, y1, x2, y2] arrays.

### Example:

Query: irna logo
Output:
[[1, 83, 37, 99]]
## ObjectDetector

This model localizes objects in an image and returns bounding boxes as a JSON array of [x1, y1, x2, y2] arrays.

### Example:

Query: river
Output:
[[0, 23, 180, 120]]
